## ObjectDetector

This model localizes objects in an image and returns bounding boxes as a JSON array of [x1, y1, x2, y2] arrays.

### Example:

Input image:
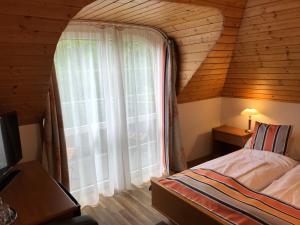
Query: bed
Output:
[[151, 149, 300, 225]]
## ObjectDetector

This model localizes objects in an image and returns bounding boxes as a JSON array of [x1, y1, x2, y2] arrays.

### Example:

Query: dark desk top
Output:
[[1, 161, 78, 225]]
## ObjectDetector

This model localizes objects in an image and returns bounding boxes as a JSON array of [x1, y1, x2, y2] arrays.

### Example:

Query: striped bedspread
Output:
[[159, 168, 300, 225]]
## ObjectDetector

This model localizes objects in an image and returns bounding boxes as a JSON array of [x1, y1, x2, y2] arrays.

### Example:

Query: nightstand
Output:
[[187, 125, 253, 168], [212, 125, 253, 156]]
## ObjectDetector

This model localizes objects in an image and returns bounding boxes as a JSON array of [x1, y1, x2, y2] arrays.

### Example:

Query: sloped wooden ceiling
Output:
[[222, 0, 300, 102], [0, 0, 246, 124], [176, 0, 246, 102], [75, 0, 247, 103], [74, 1, 223, 92]]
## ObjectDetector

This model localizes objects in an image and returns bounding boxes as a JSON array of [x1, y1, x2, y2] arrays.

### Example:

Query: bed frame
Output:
[[151, 179, 225, 225]]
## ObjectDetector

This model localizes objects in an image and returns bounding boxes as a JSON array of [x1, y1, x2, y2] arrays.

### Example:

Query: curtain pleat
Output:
[[164, 39, 187, 173], [42, 65, 70, 190]]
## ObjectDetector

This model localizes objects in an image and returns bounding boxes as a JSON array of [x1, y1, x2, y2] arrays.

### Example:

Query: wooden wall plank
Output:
[[222, 0, 300, 103], [0, 0, 81, 20], [0, 43, 56, 56]]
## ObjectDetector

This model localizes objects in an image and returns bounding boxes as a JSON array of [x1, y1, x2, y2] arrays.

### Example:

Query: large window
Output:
[[54, 22, 165, 206]]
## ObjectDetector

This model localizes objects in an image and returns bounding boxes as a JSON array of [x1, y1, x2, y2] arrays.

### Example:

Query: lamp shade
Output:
[[241, 108, 259, 116]]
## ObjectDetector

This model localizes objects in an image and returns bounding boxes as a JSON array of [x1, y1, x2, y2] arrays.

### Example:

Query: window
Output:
[[54, 22, 165, 206]]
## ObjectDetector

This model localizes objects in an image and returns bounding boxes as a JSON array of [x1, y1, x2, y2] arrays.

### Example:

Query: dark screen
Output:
[[0, 112, 22, 176]]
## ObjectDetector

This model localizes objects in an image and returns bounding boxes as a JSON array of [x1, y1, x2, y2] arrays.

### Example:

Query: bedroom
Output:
[[0, 0, 300, 224]]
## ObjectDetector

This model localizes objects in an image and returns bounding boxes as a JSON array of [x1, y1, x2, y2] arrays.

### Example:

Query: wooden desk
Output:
[[0, 161, 80, 225]]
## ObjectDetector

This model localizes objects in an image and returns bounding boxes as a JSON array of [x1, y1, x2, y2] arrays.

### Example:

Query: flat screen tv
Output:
[[0, 112, 22, 177]]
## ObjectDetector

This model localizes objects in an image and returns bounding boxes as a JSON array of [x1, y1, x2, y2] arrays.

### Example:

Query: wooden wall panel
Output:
[[0, 1, 88, 124], [177, 11, 244, 103], [0, 0, 245, 124], [222, 0, 300, 102]]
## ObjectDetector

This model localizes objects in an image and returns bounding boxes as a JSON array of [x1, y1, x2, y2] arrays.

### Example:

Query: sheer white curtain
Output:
[[54, 22, 165, 206]]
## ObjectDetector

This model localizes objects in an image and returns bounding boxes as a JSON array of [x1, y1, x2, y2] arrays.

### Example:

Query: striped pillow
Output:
[[250, 122, 292, 155]]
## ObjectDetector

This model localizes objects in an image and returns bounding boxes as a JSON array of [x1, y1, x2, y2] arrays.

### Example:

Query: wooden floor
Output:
[[82, 184, 172, 225]]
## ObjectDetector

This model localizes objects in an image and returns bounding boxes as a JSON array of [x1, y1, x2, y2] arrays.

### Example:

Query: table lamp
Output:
[[241, 108, 259, 132]]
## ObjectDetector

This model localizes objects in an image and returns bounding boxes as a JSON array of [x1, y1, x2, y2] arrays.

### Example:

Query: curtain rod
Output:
[[69, 19, 170, 41]]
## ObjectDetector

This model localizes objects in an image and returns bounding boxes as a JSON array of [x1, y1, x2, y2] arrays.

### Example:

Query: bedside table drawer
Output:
[[213, 132, 246, 147]]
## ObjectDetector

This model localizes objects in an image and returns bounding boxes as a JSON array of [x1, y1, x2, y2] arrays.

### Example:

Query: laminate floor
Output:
[[82, 184, 172, 225]]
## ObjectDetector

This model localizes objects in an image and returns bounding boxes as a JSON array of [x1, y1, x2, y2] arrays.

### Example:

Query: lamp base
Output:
[[247, 117, 252, 133]]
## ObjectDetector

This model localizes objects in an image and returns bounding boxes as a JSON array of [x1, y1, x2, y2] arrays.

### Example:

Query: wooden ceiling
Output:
[[74, 0, 247, 103], [177, 1, 246, 102], [74, 0, 223, 91], [0, 0, 246, 124]]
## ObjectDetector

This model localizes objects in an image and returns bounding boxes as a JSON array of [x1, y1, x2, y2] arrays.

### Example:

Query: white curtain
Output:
[[54, 22, 165, 206]]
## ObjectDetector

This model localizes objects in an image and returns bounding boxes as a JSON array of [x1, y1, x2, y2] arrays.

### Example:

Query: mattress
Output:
[[262, 164, 300, 208], [193, 149, 298, 191]]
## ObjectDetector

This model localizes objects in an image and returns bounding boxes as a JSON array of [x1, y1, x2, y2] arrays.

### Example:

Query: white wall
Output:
[[19, 123, 42, 162], [221, 97, 300, 134], [178, 97, 300, 162], [221, 97, 300, 158], [178, 98, 222, 161]]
